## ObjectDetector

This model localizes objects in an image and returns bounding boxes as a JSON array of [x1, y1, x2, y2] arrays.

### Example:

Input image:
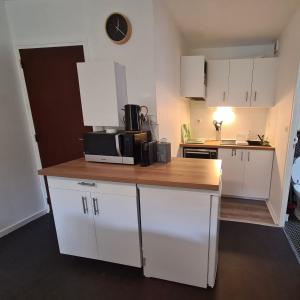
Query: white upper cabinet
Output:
[[207, 60, 229, 106], [77, 61, 128, 127], [251, 58, 278, 107], [206, 57, 278, 107], [181, 56, 206, 99], [228, 59, 253, 107]]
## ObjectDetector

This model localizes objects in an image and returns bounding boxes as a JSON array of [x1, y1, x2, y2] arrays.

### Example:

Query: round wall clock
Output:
[[105, 13, 132, 44]]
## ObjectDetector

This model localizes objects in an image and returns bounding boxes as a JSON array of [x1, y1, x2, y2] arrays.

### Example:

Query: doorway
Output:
[[19, 45, 92, 168], [283, 64, 300, 263]]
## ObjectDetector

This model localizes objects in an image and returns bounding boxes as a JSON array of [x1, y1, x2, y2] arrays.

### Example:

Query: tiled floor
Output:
[[284, 215, 300, 263], [220, 197, 275, 225]]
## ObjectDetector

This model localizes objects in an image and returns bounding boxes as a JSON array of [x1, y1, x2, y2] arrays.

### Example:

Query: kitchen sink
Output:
[[221, 139, 236, 145]]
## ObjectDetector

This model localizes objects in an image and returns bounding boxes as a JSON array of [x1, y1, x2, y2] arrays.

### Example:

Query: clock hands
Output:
[[115, 26, 126, 37]]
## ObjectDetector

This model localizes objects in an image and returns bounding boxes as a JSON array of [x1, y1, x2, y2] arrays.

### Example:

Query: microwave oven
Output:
[[83, 131, 150, 165]]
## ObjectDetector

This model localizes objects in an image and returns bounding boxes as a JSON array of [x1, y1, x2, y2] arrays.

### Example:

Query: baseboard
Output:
[[0, 207, 49, 238], [266, 200, 280, 226]]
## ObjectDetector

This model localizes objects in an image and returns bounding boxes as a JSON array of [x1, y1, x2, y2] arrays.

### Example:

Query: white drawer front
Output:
[[47, 177, 136, 196]]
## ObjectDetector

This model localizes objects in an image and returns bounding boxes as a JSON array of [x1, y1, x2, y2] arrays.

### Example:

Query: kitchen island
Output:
[[39, 158, 222, 288]]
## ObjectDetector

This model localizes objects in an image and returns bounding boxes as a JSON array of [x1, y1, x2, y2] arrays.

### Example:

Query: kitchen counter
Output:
[[38, 157, 222, 191], [181, 140, 275, 151]]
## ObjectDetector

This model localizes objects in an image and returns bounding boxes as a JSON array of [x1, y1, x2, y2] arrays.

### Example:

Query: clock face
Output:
[[106, 13, 131, 44]]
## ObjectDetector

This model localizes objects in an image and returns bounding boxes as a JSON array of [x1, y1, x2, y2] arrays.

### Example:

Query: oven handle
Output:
[[185, 151, 211, 155], [115, 134, 122, 157]]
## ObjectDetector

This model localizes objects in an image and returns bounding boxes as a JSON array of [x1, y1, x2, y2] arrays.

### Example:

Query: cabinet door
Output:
[[91, 184, 141, 267], [207, 60, 230, 107], [181, 56, 205, 98], [251, 58, 278, 107], [139, 185, 211, 288], [50, 188, 99, 259], [243, 150, 274, 199], [218, 148, 245, 197], [77, 61, 127, 127], [228, 59, 253, 107]]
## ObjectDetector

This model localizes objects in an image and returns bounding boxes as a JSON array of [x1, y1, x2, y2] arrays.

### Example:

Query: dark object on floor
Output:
[[0, 214, 300, 300], [284, 216, 300, 264]]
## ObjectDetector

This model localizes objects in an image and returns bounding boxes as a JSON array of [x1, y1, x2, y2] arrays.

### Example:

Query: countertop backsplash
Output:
[[190, 101, 269, 140]]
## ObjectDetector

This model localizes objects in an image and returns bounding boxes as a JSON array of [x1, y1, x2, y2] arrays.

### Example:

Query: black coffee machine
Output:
[[123, 104, 157, 166], [124, 104, 141, 131]]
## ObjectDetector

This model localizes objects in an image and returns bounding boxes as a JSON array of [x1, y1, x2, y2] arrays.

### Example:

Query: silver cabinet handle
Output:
[[82, 196, 88, 214], [92, 197, 99, 215], [78, 182, 96, 187], [231, 149, 236, 156], [245, 91, 249, 102], [223, 91, 226, 102], [254, 91, 257, 101], [241, 151, 244, 161], [248, 152, 250, 162]]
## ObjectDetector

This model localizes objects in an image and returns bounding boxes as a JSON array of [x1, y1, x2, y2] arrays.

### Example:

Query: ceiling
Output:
[[163, 0, 300, 48]]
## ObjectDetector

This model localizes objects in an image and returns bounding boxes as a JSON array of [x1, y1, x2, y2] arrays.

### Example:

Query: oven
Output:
[[183, 148, 218, 159]]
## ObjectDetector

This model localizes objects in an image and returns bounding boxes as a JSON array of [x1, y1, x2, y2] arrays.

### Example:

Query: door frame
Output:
[[13, 39, 90, 207], [279, 63, 300, 226]]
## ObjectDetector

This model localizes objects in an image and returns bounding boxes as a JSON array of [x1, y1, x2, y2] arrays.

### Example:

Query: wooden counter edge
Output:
[[180, 143, 275, 151], [38, 169, 220, 191]]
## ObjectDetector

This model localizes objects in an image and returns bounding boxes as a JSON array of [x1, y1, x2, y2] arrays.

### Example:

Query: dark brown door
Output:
[[20, 46, 92, 168]]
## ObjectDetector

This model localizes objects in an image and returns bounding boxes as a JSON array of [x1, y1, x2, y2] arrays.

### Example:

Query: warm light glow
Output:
[[213, 107, 235, 124]]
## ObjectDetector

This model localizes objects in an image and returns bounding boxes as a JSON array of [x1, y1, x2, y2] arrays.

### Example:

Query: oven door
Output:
[[183, 148, 217, 159]]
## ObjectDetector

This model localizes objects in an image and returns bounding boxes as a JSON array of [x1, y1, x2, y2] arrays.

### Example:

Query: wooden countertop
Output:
[[181, 140, 275, 151], [38, 157, 222, 191]]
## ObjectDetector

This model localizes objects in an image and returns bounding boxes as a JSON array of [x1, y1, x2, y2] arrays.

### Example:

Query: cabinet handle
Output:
[[82, 196, 88, 214], [254, 91, 257, 101], [241, 151, 244, 161], [245, 91, 249, 102], [92, 197, 99, 215], [248, 152, 250, 162], [231, 149, 236, 156], [78, 182, 96, 187], [223, 91, 226, 102]]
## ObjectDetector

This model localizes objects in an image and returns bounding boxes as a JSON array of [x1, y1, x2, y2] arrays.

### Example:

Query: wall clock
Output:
[[105, 13, 132, 44]]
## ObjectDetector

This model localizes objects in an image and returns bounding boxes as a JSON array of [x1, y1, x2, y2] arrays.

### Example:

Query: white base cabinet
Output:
[[49, 177, 141, 267], [50, 188, 99, 260], [218, 149, 274, 199], [139, 185, 220, 288]]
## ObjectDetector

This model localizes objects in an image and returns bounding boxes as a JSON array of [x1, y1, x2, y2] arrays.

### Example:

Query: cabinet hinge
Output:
[[142, 257, 146, 266]]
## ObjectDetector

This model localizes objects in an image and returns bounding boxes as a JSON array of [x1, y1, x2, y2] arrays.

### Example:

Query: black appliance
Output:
[[124, 104, 141, 131], [83, 131, 150, 165], [183, 147, 218, 159], [140, 141, 157, 166]]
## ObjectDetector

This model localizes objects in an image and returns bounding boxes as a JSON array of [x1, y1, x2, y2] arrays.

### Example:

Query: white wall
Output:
[[190, 102, 269, 140], [153, 0, 190, 156], [6, 0, 157, 116], [0, 2, 47, 237], [265, 6, 300, 225], [188, 44, 275, 59]]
